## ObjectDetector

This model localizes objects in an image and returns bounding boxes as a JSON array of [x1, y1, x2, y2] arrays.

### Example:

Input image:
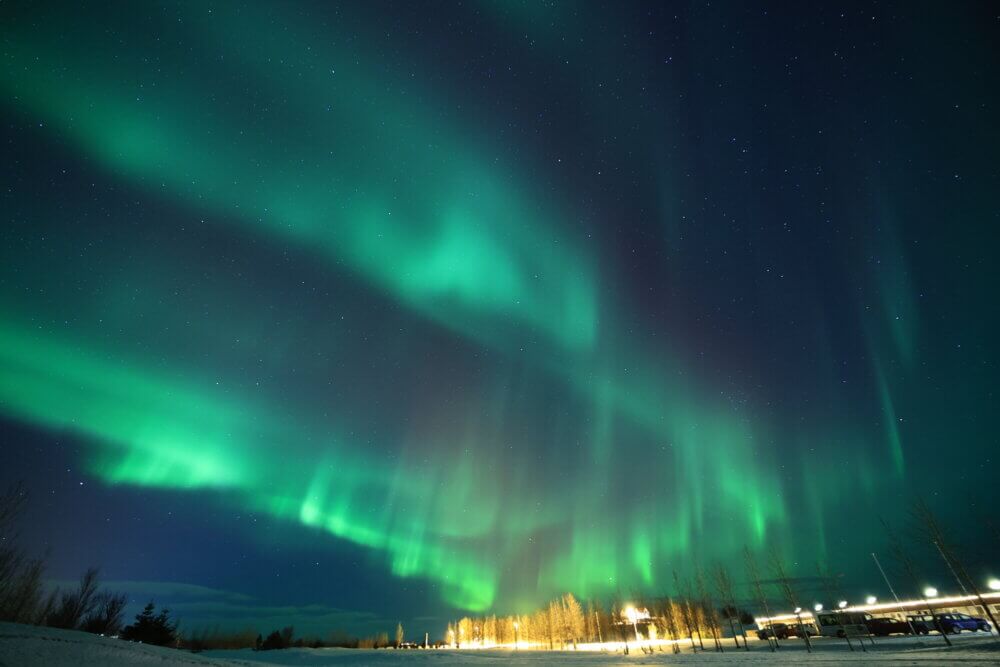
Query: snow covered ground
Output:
[[2, 622, 999, 666]]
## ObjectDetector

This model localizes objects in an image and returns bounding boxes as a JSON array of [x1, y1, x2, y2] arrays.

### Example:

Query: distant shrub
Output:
[[260, 625, 294, 650], [120, 602, 178, 646]]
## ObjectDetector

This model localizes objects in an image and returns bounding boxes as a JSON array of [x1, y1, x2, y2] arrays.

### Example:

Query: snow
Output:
[[0, 622, 259, 667], [3, 622, 1000, 666]]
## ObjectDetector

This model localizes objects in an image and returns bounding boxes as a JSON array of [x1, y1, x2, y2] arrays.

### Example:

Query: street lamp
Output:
[[837, 600, 848, 609], [924, 587, 938, 598], [988, 579, 1000, 592], [625, 605, 640, 642], [865, 596, 877, 605], [814, 603, 823, 612]]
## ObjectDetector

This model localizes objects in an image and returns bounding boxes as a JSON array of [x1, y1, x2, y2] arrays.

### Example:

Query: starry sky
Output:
[[2, 0, 998, 639]]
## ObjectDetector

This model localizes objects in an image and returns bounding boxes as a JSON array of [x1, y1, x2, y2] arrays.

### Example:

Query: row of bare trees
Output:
[[0, 482, 138, 639], [444, 496, 996, 653]]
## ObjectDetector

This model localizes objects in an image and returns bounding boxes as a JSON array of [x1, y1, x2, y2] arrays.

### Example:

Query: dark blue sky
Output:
[[2, 0, 998, 639]]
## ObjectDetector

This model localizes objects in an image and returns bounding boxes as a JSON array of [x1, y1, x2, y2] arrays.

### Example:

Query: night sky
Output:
[[2, 0, 998, 639]]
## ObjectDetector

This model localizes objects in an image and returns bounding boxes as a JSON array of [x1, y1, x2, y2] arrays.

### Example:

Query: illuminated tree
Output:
[[457, 617, 472, 648], [664, 599, 684, 653], [672, 570, 701, 649], [695, 568, 723, 652], [483, 614, 497, 645], [532, 607, 548, 647], [562, 593, 584, 649], [395, 622, 403, 648], [547, 598, 563, 648]]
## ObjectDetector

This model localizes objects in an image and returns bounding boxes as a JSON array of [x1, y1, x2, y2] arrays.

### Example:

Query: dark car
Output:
[[907, 614, 939, 635], [907, 613, 991, 634], [866, 616, 912, 636], [757, 622, 792, 640], [757, 622, 817, 640], [787, 623, 819, 638]]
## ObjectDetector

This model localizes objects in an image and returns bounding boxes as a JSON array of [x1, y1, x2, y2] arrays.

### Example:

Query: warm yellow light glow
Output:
[[756, 590, 1000, 625], [814, 603, 823, 612], [624, 605, 638, 623], [988, 579, 1000, 592], [754, 611, 815, 625], [865, 595, 877, 605]]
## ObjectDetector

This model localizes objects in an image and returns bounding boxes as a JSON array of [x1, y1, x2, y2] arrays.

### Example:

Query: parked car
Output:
[[866, 616, 912, 636], [757, 622, 792, 640], [906, 613, 991, 634], [788, 623, 819, 638], [757, 622, 817, 640], [936, 613, 992, 634], [907, 614, 939, 635]]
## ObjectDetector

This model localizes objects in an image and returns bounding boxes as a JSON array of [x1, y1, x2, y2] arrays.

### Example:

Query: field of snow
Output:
[[2, 622, 999, 666]]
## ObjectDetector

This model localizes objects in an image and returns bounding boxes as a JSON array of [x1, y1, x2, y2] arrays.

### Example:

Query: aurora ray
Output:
[[2, 0, 995, 637]]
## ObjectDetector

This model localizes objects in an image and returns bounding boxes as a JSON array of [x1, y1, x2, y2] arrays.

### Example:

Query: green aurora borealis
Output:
[[2, 0, 998, 627]]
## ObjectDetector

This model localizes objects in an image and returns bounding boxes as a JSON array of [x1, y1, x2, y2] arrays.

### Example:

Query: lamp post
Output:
[[625, 605, 640, 642], [921, 586, 951, 647]]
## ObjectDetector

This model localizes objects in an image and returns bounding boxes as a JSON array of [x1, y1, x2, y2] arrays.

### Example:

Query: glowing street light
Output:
[[814, 604, 823, 612], [625, 605, 640, 642], [924, 587, 938, 598], [837, 600, 848, 609], [988, 579, 1000, 592], [865, 596, 877, 605]]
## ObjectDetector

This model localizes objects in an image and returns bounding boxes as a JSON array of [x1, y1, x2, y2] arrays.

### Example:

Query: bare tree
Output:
[[81, 591, 127, 635], [563, 594, 584, 649], [767, 545, 812, 653], [662, 597, 683, 653], [816, 561, 862, 651], [881, 516, 951, 645], [713, 563, 748, 650], [672, 570, 702, 650], [912, 498, 1000, 642], [695, 568, 723, 651], [743, 546, 776, 652], [0, 482, 52, 624], [47, 567, 101, 629]]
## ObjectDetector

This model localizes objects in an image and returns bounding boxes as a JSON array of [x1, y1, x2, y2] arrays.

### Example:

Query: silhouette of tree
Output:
[[120, 601, 178, 646]]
